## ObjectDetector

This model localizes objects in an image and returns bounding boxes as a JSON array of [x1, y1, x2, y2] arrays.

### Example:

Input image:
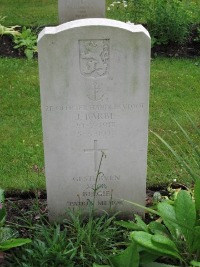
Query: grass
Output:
[[5, 204, 125, 267], [149, 57, 200, 186], [0, 58, 45, 190], [0, 57, 199, 190], [0, 0, 58, 27]]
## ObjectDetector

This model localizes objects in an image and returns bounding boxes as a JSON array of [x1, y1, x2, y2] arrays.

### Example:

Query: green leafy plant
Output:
[[107, 0, 146, 23], [103, 117, 200, 267], [0, 188, 31, 254], [0, 16, 20, 37], [13, 26, 37, 60], [107, 0, 198, 47], [145, 0, 192, 46], [194, 26, 200, 42], [95, 181, 200, 267]]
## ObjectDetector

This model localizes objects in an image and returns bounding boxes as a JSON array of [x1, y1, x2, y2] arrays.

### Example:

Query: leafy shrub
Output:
[[107, 0, 199, 46], [145, 0, 192, 46], [13, 27, 37, 60], [107, 0, 146, 23], [0, 16, 20, 37], [194, 26, 200, 42]]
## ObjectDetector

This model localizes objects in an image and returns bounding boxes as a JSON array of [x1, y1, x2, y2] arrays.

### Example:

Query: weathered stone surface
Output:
[[38, 19, 151, 221], [58, 0, 105, 23]]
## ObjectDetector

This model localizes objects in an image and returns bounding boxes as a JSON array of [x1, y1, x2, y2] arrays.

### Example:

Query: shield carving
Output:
[[79, 39, 110, 78]]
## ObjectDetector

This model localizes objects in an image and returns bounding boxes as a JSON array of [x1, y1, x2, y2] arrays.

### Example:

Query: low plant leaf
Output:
[[0, 227, 15, 242], [0, 238, 31, 251], [134, 214, 149, 232], [93, 264, 110, 267], [0, 25, 20, 36], [0, 189, 4, 204], [194, 180, 200, 212], [151, 234, 179, 253], [123, 200, 159, 216], [131, 232, 181, 260], [139, 251, 160, 264], [190, 260, 200, 266], [191, 226, 200, 252], [175, 190, 196, 248], [148, 221, 169, 237], [0, 208, 6, 224], [110, 242, 139, 267], [157, 202, 180, 238], [25, 49, 33, 60], [142, 263, 179, 267], [115, 221, 141, 231]]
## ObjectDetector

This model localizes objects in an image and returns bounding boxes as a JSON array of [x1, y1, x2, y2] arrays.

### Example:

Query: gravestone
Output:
[[38, 19, 151, 221], [58, 0, 105, 24]]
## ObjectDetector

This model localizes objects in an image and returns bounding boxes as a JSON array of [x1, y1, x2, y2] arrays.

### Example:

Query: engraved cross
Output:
[[84, 140, 107, 172]]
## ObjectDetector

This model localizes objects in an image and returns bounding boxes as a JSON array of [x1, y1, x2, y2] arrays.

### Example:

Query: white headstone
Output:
[[58, 0, 105, 24], [38, 19, 151, 221]]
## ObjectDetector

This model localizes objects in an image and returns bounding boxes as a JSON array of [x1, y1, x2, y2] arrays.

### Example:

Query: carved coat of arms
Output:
[[79, 39, 110, 78]]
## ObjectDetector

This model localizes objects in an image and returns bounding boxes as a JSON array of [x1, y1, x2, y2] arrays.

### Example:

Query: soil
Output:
[[0, 35, 24, 58], [4, 191, 48, 238]]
